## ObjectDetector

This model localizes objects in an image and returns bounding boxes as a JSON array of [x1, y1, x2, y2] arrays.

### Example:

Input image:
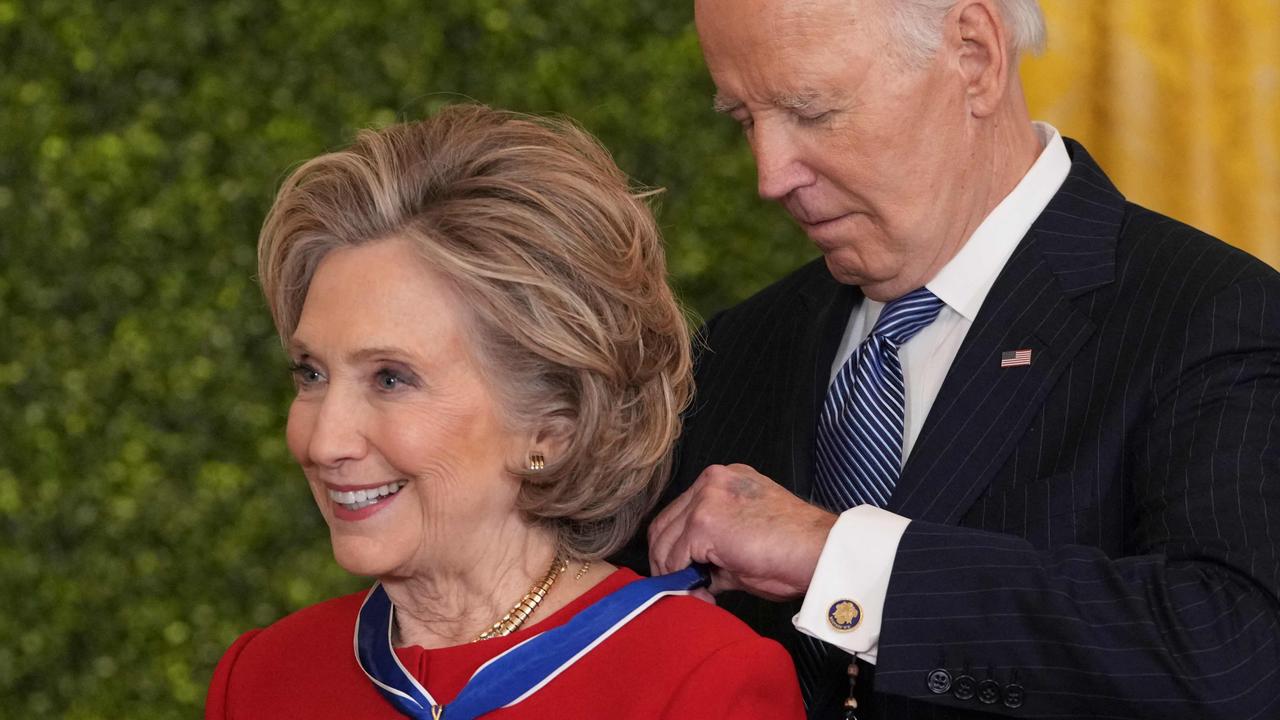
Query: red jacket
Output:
[[207, 568, 804, 719]]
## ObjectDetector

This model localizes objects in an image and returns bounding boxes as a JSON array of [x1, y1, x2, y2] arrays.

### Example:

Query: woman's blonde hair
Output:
[[258, 104, 692, 559]]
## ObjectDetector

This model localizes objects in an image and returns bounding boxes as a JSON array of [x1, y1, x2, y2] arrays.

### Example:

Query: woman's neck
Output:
[[381, 523, 613, 649]]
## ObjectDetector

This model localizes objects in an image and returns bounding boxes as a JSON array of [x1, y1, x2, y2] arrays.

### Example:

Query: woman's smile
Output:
[[325, 479, 409, 520]]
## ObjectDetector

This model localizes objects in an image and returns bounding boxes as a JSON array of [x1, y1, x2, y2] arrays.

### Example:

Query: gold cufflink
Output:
[[827, 599, 862, 632]]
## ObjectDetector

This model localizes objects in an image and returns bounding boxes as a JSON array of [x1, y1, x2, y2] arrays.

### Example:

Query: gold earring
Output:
[[528, 452, 545, 471]]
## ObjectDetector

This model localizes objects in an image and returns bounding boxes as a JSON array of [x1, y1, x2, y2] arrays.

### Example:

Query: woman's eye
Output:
[[289, 363, 323, 387], [374, 368, 411, 391]]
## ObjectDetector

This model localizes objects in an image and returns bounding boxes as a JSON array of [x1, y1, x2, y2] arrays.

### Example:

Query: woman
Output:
[[206, 105, 804, 719]]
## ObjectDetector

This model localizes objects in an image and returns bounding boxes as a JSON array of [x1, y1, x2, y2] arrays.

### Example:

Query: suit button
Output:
[[927, 669, 952, 694], [977, 679, 1001, 704], [1004, 682, 1026, 709], [952, 674, 976, 701]]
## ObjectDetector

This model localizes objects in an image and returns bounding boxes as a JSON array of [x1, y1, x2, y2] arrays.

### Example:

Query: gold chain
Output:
[[474, 552, 567, 641]]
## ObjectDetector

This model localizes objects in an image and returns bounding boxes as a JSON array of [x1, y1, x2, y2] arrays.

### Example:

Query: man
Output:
[[637, 0, 1280, 718]]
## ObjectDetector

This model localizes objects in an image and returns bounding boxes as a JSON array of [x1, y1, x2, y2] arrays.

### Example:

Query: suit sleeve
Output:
[[872, 277, 1280, 718], [794, 505, 911, 664], [205, 629, 262, 719], [659, 636, 806, 719]]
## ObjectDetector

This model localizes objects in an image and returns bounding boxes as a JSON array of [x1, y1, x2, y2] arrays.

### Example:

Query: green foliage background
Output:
[[0, 1, 814, 716]]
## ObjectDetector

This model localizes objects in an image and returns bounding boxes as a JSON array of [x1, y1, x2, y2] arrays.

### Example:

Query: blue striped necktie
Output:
[[799, 287, 945, 710]]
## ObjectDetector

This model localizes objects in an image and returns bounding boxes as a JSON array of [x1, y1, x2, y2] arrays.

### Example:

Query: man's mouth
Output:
[[798, 211, 851, 228]]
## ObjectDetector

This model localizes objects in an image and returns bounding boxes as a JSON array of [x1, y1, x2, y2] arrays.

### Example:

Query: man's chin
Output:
[[821, 254, 873, 288], [821, 256, 913, 300]]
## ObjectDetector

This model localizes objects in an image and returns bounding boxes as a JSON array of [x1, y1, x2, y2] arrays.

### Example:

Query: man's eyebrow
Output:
[[712, 92, 824, 114], [775, 92, 821, 111], [712, 94, 743, 114]]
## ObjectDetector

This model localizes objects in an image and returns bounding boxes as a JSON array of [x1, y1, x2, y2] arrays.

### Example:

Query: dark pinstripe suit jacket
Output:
[[624, 140, 1280, 719]]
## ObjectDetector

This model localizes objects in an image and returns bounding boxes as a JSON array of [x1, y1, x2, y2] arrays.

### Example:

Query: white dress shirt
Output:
[[792, 123, 1072, 663]]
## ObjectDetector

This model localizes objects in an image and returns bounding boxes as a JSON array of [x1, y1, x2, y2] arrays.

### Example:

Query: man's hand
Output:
[[648, 463, 838, 601]]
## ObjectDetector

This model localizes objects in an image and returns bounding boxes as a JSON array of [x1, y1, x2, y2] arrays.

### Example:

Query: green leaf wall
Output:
[[0, 2, 812, 716]]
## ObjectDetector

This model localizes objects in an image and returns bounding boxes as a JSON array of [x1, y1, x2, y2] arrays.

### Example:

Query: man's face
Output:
[[696, 0, 975, 300]]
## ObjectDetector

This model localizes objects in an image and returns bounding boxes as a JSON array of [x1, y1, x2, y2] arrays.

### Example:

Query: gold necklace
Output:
[[474, 552, 567, 641]]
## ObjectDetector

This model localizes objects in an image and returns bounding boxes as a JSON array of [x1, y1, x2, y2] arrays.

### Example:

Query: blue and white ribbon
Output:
[[355, 565, 710, 719]]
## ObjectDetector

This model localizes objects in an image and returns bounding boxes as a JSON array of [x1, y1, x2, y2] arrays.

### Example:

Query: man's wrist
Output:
[[792, 505, 911, 664]]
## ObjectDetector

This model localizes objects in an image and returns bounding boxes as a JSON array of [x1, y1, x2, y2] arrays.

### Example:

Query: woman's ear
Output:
[[521, 423, 572, 472], [948, 0, 1013, 118]]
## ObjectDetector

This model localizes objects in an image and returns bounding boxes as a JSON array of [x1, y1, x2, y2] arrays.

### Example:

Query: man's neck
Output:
[[912, 100, 1043, 298], [982, 107, 1044, 221]]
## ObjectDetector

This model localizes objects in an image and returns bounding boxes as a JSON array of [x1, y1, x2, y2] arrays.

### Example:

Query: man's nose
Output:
[[752, 126, 814, 200]]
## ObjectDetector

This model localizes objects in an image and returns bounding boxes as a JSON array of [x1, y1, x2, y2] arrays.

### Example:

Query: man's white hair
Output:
[[886, 0, 1047, 67]]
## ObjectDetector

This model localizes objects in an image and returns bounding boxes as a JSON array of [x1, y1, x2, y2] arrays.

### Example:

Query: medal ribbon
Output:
[[355, 565, 710, 719]]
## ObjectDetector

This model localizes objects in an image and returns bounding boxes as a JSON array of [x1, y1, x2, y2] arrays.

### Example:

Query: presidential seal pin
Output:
[[827, 599, 862, 632]]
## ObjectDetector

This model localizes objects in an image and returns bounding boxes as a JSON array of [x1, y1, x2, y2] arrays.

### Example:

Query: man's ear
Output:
[[947, 0, 1013, 118]]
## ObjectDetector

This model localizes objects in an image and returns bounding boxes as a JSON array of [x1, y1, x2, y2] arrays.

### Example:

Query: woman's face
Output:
[[285, 237, 529, 579]]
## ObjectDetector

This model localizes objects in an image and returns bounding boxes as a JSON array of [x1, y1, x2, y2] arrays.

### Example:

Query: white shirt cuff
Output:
[[792, 505, 911, 665]]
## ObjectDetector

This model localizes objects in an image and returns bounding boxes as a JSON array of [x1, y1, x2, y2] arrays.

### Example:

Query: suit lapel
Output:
[[890, 140, 1125, 524], [788, 263, 861, 501]]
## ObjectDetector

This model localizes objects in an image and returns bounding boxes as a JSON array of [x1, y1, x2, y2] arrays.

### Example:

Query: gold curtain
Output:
[[1023, 0, 1280, 269]]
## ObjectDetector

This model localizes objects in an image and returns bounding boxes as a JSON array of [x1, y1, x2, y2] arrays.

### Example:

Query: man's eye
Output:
[[797, 111, 832, 125]]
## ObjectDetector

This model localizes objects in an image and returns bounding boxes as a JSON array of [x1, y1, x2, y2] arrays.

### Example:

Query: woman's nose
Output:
[[299, 388, 369, 468]]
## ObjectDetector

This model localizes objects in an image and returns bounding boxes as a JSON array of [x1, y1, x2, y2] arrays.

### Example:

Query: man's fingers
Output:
[[705, 564, 741, 596], [651, 462, 829, 600], [689, 587, 716, 605], [647, 466, 747, 579], [648, 488, 695, 575], [648, 510, 683, 575], [648, 482, 694, 545]]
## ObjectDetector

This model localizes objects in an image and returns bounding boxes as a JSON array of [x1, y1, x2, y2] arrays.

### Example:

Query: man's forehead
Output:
[[696, 0, 876, 74], [695, 0, 869, 32]]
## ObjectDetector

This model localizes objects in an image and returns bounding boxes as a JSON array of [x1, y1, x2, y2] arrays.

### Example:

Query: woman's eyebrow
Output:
[[284, 340, 421, 364], [347, 346, 416, 363]]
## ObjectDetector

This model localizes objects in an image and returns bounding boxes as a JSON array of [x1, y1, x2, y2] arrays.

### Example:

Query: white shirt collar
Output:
[[926, 122, 1071, 321]]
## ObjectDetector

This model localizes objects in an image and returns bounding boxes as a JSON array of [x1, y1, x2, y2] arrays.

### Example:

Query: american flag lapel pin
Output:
[[1000, 349, 1033, 368]]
